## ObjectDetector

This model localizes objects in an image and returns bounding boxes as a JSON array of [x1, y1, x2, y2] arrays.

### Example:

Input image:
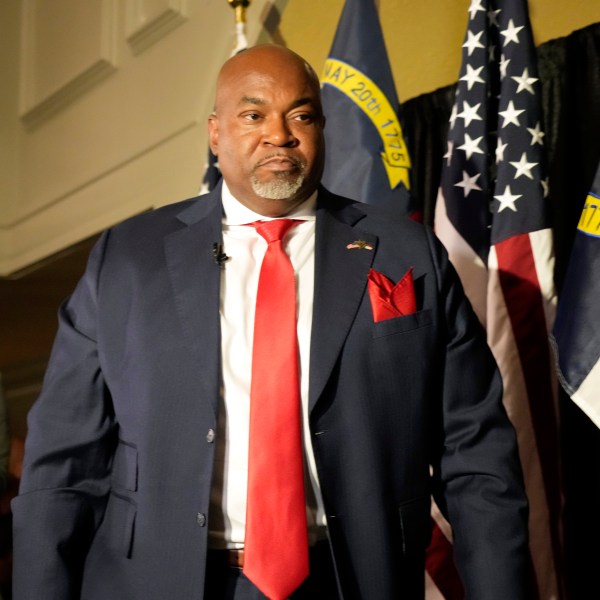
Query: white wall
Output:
[[0, 0, 273, 276], [1, 0, 598, 276]]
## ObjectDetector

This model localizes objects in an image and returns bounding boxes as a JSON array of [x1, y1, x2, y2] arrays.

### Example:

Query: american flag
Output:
[[432, 0, 563, 598]]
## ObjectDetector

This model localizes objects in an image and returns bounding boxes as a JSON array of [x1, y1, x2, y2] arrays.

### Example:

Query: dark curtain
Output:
[[402, 22, 600, 600], [402, 84, 455, 227]]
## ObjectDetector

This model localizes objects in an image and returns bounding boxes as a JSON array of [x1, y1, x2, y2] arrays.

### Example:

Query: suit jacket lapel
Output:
[[162, 185, 376, 417], [163, 186, 223, 418], [309, 190, 377, 412]]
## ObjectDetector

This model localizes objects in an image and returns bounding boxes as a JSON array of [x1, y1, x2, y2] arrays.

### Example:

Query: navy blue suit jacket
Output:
[[12, 185, 529, 599]]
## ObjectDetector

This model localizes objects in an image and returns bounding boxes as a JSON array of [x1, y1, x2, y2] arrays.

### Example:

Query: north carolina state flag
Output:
[[320, 0, 414, 218]]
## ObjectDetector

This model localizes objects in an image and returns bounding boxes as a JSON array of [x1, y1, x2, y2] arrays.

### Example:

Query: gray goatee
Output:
[[251, 155, 306, 200]]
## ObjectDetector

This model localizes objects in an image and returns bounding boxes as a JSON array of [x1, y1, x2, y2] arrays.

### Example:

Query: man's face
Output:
[[208, 47, 325, 217]]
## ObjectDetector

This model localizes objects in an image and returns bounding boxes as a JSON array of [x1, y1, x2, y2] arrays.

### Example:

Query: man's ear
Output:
[[208, 113, 219, 155]]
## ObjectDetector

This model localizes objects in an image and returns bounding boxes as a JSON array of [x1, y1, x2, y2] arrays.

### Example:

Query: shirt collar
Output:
[[221, 181, 317, 226]]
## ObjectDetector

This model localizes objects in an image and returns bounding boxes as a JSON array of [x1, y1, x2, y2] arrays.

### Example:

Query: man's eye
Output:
[[293, 113, 314, 122], [243, 113, 261, 121]]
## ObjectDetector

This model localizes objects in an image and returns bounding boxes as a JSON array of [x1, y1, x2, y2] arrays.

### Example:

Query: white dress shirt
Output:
[[208, 182, 327, 549]]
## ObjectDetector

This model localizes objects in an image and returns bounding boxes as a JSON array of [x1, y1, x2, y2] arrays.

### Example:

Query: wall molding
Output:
[[0, 120, 203, 277], [19, 0, 119, 129], [125, 0, 188, 55], [20, 60, 118, 129]]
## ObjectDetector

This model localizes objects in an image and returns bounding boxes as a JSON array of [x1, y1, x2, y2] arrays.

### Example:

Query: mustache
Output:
[[254, 153, 306, 170]]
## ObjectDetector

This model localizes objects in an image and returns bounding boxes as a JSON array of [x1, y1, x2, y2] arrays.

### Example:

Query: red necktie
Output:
[[243, 219, 309, 600]]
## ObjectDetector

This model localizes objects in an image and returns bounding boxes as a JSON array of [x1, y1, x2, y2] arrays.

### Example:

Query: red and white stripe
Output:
[[428, 191, 563, 599]]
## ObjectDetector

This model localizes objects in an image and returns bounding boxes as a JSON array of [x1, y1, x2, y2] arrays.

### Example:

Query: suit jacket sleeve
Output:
[[12, 231, 116, 600], [426, 228, 531, 597]]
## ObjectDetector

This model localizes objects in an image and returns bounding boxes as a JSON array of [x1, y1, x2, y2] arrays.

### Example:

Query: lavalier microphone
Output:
[[212, 242, 229, 267]]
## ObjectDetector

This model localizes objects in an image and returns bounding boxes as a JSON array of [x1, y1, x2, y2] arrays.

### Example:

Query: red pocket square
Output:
[[368, 268, 417, 323]]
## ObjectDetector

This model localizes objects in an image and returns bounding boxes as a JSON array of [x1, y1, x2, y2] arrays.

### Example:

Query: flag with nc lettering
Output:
[[320, 0, 414, 217], [433, 0, 563, 598], [552, 163, 600, 427]]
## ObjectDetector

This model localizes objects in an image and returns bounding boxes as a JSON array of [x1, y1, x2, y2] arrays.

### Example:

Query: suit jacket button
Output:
[[196, 513, 207, 527], [206, 428, 216, 443]]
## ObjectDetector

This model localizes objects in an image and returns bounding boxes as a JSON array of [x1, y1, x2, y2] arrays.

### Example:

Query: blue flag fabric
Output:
[[320, 0, 414, 217], [437, 0, 551, 269], [199, 148, 221, 195], [552, 162, 600, 426]]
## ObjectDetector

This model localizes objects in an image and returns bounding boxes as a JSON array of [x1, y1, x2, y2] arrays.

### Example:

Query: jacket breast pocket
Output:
[[398, 496, 432, 557], [372, 309, 432, 339]]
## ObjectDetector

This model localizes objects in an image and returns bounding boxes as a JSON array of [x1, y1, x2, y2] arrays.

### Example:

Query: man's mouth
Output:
[[256, 155, 303, 172]]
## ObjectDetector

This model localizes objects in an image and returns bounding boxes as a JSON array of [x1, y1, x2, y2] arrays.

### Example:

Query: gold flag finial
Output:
[[228, 0, 251, 24]]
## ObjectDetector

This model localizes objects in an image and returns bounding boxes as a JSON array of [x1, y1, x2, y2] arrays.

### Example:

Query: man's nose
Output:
[[263, 117, 298, 147]]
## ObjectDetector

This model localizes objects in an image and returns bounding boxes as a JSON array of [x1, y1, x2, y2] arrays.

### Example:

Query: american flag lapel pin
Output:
[[346, 240, 374, 250]]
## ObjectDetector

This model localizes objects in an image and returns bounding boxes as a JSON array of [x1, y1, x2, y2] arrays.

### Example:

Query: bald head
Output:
[[214, 45, 323, 117], [208, 45, 325, 216]]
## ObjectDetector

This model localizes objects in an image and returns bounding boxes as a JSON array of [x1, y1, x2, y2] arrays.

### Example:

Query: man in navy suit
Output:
[[12, 45, 530, 599]]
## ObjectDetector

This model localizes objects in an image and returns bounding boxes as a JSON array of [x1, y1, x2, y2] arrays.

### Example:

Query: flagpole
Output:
[[227, 0, 252, 55]]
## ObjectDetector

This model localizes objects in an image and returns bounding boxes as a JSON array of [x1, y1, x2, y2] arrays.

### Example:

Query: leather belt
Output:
[[225, 549, 245, 568], [215, 541, 328, 569]]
